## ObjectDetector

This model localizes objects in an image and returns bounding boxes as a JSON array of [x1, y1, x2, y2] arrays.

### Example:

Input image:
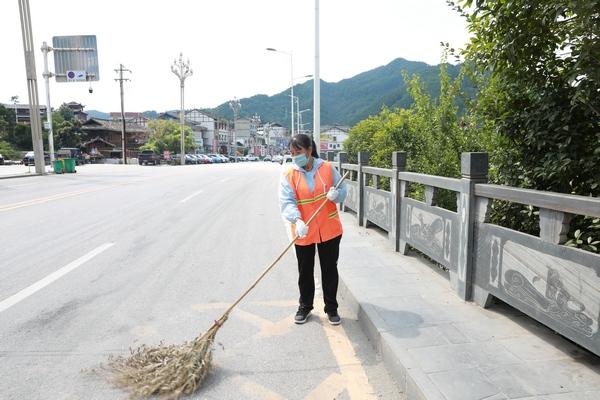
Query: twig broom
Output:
[[106, 171, 349, 399]]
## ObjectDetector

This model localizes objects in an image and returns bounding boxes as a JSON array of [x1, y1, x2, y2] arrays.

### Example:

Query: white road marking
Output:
[[180, 190, 203, 203], [0, 242, 115, 313]]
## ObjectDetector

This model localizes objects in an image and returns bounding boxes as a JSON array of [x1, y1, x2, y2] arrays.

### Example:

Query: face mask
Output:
[[293, 153, 308, 168]]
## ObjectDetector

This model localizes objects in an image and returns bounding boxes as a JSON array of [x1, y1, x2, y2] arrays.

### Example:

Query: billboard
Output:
[[52, 35, 99, 82]]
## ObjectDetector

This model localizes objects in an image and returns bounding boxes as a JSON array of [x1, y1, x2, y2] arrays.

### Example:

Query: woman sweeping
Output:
[[279, 134, 348, 325]]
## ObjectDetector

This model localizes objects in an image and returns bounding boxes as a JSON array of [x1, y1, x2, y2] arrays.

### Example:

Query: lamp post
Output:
[[266, 47, 294, 136], [314, 0, 321, 151], [298, 109, 311, 135], [171, 53, 193, 166], [229, 97, 241, 161]]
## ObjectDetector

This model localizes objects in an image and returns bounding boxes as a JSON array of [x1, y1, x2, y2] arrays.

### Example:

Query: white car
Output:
[[282, 155, 292, 164], [246, 154, 258, 162]]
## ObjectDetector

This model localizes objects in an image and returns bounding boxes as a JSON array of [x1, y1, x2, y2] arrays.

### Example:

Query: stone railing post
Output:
[[338, 152, 348, 211], [358, 151, 369, 226], [455, 152, 488, 301], [390, 152, 406, 252]]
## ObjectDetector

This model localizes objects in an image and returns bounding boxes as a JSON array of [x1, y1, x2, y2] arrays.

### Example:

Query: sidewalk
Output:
[[337, 213, 600, 400], [0, 164, 53, 179]]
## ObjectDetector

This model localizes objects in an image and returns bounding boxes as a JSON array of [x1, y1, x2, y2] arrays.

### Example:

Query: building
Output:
[[66, 102, 88, 122], [2, 103, 47, 124], [258, 122, 288, 156], [320, 125, 349, 154], [80, 118, 149, 159], [109, 112, 149, 127], [235, 114, 261, 155], [160, 109, 233, 154]]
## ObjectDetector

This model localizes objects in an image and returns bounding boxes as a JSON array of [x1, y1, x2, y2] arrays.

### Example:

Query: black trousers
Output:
[[294, 235, 342, 314]]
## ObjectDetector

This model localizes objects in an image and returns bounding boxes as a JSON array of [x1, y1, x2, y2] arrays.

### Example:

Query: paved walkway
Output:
[[337, 213, 600, 400], [0, 164, 53, 179]]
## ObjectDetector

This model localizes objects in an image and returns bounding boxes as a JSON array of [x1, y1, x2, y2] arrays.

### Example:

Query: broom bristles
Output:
[[106, 319, 224, 399]]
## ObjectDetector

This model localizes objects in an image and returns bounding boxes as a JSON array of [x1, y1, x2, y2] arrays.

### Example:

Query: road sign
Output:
[[52, 35, 99, 82], [66, 70, 87, 81]]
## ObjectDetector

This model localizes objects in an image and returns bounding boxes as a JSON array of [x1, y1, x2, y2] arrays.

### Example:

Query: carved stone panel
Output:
[[401, 198, 459, 270], [344, 181, 358, 212], [364, 187, 392, 231], [474, 223, 600, 356]]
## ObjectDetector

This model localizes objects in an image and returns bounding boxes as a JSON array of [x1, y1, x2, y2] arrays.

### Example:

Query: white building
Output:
[[320, 125, 349, 154]]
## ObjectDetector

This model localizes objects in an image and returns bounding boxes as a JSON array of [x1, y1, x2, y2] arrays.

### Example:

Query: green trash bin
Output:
[[63, 158, 76, 173], [53, 159, 64, 174]]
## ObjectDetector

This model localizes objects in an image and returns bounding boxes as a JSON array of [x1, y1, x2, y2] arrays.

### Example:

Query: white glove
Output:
[[295, 219, 308, 238], [326, 187, 339, 202]]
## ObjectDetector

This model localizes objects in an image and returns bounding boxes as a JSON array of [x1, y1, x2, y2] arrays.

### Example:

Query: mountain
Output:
[[209, 58, 463, 129], [86, 109, 111, 120]]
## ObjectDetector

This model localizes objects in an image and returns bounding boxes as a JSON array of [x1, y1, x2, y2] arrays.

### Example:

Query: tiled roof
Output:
[[81, 118, 147, 133]]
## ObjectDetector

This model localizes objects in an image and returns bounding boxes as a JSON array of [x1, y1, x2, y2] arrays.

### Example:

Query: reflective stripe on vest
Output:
[[287, 161, 343, 245]]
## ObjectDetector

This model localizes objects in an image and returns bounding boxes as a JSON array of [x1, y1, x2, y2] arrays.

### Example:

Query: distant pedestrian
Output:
[[279, 134, 347, 325]]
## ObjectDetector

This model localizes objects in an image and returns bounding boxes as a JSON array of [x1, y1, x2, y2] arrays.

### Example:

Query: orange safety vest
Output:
[[287, 161, 343, 245]]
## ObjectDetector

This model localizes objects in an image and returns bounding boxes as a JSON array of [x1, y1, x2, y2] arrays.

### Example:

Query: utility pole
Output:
[[114, 64, 131, 165], [41, 42, 55, 162], [229, 97, 241, 161], [10, 96, 19, 124], [18, 0, 45, 175], [171, 53, 192, 166]]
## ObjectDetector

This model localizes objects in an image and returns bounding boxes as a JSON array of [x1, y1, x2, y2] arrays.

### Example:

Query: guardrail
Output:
[[329, 150, 600, 356]]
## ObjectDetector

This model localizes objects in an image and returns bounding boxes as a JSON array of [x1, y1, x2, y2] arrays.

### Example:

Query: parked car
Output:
[[0, 153, 4, 165], [22, 151, 50, 166], [138, 150, 161, 165], [188, 154, 201, 164], [263, 155, 272, 162], [186, 154, 199, 164], [246, 154, 258, 162], [216, 154, 229, 163], [272, 155, 283, 163], [282, 154, 292, 164], [194, 154, 212, 164], [207, 154, 222, 163]]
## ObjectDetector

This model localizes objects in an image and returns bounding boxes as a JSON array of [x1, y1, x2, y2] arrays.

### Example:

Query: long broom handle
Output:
[[214, 170, 350, 325]]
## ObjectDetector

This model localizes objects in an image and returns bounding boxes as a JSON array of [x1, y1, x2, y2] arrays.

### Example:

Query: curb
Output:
[[0, 172, 45, 180], [338, 277, 445, 400]]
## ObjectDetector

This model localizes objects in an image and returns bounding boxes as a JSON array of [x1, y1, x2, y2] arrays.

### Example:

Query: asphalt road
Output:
[[0, 163, 402, 400]]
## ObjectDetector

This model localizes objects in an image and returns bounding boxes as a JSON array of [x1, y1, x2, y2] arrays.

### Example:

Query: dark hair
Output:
[[289, 133, 319, 158]]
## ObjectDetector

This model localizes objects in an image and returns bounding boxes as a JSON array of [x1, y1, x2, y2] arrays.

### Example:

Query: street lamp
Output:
[[229, 97, 241, 161], [171, 53, 193, 166], [298, 109, 311, 135], [266, 47, 295, 136]]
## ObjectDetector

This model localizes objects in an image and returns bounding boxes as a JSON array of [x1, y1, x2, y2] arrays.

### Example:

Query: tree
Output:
[[451, 0, 600, 250], [0, 141, 20, 160], [344, 62, 500, 210], [52, 103, 82, 148], [141, 119, 195, 154], [452, 0, 600, 195], [0, 105, 16, 137]]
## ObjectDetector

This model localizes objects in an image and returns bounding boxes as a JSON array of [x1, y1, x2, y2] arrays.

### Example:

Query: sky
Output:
[[0, 0, 470, 114]]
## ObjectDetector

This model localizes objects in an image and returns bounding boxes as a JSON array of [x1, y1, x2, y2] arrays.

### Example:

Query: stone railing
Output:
[[328, 151, 600, 356]]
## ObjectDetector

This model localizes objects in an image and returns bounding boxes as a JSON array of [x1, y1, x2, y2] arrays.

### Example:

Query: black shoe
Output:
[[294, 307, 312, 324], [326, 311, 341, 325]]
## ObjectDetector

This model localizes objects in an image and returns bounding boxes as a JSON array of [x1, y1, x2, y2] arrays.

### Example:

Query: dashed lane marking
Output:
[[179, 189, 203, 203]]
